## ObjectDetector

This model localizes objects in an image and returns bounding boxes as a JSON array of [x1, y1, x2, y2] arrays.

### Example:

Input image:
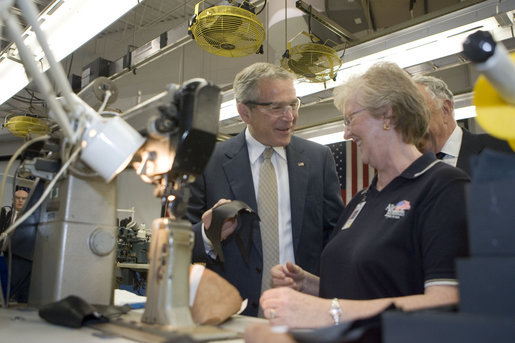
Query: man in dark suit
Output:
[[187, 62, 344, 316], [1, 188, 29, 301], [0, 189, 28, 234], [414, 75, 512, 176], [0, 206, 11, 235]]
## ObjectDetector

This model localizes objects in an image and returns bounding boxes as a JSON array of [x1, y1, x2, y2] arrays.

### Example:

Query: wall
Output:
[[115, 168, 162, 231]]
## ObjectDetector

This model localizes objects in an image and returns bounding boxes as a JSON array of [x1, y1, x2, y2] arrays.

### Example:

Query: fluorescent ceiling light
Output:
[[340, 18, 509, 75], [455, 105, 477, 121], [0, 58, 29, 99], [0, 0, 139, 105], [290, 2, 515, 100], [308, 132, 346, 145], [219, 99, 237, 121]]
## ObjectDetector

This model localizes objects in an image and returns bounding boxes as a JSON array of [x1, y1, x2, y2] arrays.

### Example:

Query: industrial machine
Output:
[[0, 0, 222, 333]]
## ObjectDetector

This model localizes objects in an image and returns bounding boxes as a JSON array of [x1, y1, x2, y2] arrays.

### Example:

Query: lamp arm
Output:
[[17, 0, 82, 120], [3, 12, 77, 142]]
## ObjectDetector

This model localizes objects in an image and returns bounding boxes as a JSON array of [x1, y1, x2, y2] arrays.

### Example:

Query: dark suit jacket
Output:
[[0, 207, 11, 234], [1, 186, 41, 302], [187, 131, 344, 316], [457, 128, 513, 176]]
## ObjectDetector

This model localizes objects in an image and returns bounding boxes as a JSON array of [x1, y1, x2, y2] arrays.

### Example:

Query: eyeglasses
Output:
[[246, 98, 301, 116], [342, 108, 367, 127]]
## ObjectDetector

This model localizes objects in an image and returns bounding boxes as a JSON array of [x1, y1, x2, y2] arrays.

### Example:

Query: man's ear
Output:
[[237, 102, 251, 124], [442, 99, 454, 122]]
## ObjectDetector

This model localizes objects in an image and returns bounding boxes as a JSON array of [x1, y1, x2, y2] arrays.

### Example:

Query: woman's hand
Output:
[[259, 287, 332, 329], [271, 262, 306, 291]]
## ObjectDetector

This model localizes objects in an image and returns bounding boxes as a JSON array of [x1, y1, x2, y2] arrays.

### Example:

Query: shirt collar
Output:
[[368, 152, 440, 192], [245, 127, 287, 163], [399, 152, 440, 179], [439, 125, 462, 158]]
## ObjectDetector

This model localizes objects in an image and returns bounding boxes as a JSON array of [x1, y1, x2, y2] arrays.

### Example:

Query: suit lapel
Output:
[[222, 132, 263, 257], [286, 138, 309, 253], [222, 132, 257, 210], [457, 129, 482, 171]]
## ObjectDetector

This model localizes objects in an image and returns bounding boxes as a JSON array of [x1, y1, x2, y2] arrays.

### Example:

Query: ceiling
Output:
[[1, 0, 514, 153]]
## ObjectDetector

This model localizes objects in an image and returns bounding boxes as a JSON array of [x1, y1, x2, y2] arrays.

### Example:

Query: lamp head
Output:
[[80, 115, 145, 182]]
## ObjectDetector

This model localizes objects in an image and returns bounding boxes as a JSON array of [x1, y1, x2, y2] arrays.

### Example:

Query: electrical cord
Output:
[[97, 90, 112, 113], [60, 138, 99, 179], [255, 0, 267, 15]]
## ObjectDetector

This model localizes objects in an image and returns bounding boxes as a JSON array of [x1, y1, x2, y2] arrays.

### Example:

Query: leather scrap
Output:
[[206, 200, 259, 265]]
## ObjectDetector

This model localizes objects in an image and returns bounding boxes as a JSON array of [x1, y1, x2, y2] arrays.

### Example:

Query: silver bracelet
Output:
[[329, 298, 342, 325]]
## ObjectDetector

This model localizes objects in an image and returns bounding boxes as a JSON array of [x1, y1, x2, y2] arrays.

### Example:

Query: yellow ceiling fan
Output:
[[188, 0, 266, 57], [281, 31, 342, 83], [4, 114, 50, 138]]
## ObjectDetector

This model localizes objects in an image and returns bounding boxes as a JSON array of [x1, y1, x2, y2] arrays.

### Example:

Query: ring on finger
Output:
[[270, 308, 276, 319]]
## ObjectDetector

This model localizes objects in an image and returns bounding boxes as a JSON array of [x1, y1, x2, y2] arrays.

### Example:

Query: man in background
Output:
[[414, 75, 512, 176], [0, 188, 29, 234], [187, 62, 344, 316], [1, 188, 29, 301]]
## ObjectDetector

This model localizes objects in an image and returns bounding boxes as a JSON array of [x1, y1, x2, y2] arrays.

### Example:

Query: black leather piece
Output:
[[207, 200, 259, 265], [39, 295, 108, 328]]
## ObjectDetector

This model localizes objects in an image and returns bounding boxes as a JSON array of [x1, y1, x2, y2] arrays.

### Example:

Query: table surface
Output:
[[0, 306, 266, 343]]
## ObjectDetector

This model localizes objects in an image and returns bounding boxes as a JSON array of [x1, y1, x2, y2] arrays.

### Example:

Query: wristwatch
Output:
[[329, 298, 342, 325]]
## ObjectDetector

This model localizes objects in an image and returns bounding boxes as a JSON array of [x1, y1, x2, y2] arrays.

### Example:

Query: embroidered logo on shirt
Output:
[[384, 200, 411, 219]]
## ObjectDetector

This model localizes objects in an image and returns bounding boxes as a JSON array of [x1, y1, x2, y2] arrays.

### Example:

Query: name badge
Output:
[[342, 201, 366, 230]]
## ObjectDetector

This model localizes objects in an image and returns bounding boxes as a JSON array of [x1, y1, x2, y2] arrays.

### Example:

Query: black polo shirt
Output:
[[319, 153, 470, 300]]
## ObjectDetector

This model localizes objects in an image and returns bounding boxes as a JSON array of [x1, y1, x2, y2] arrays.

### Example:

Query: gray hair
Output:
[[412, 75, 454, 106], [233, 62, 296, 103], [333, 62, 429, 145]]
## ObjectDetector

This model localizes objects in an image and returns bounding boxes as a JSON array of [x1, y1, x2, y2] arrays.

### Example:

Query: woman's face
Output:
[[343, 101, 386, 167]]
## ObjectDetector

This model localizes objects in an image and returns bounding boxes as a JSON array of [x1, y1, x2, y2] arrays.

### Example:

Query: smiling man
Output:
[[187, 62, 344, 317]]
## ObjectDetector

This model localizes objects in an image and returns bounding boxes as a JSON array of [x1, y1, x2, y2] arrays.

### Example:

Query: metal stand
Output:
[[142, 217, 194, 327]]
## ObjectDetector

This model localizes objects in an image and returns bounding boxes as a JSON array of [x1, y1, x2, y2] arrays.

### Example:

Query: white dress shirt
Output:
[[439, 125, 463, 167]]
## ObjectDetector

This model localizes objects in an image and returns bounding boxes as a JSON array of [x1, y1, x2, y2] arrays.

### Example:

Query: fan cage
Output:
[[281, 42, 342, 83], [190, 6, 265, 57], [5, 115, 50, 138]]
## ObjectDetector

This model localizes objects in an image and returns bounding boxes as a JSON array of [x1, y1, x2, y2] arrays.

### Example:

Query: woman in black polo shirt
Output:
[[257, 62, 470, 329]]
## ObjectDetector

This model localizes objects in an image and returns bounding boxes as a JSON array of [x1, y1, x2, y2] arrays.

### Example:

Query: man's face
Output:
[[238, 78, 298, 147], [14, 190, 28, 212], [417, 84, 452, 153]]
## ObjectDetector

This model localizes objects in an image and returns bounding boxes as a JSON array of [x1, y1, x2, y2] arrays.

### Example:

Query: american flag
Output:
[[328, 141, 376, 205], [394, 200, 411, 211]]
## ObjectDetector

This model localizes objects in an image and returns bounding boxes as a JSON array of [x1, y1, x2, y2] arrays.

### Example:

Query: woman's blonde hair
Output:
[[333, 62, 429, 145]]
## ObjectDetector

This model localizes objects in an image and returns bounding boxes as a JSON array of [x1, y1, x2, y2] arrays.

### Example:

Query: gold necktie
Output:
[[258, 147, 279, 301]]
